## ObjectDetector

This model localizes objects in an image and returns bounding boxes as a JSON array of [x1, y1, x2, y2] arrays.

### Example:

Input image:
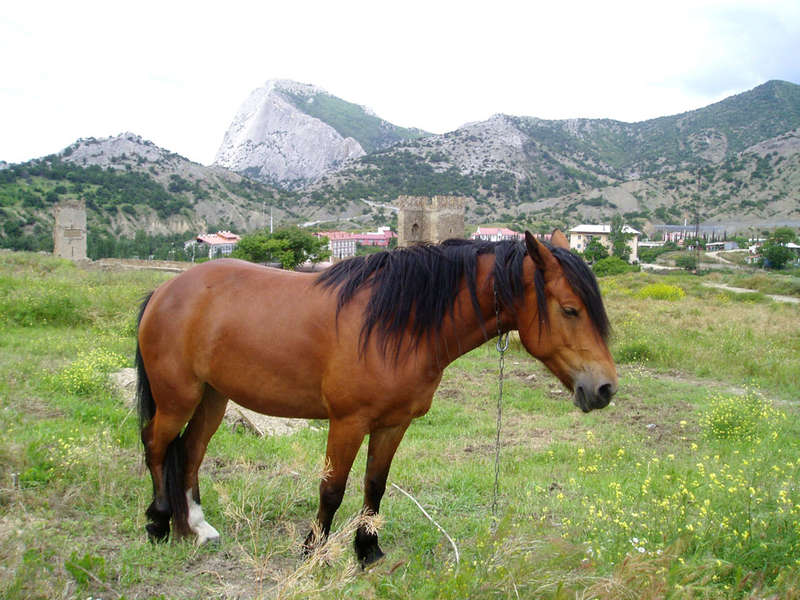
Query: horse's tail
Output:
[[136, 291, 156, 428], [136, 291, 189, 537]]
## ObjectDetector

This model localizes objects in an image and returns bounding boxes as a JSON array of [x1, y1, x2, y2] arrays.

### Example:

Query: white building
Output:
[[471, 226, 524, 242], [314, 231, 358, 260], [569, 224, 641, 263], [194, 231, 241, 258]]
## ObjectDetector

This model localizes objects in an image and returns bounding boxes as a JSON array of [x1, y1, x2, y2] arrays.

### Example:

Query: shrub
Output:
[[700, 390, 783, 441], [592, 256, 637, 277], [635, 283, 685, 301], [675, 255, 697, 270], [728, 291, 767, 303], [614, 341, 653, 363], [53, 349, 127, 395]]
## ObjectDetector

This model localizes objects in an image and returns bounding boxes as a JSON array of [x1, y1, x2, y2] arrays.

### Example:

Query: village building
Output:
[[705, 241, 740, 251], [470, 226, 524, 242], [653, 224, 730, 244], [569, 223, 641, 263], [352, 226, 396, 247], [638, 240, 665, 249], [192, 231, 241, 258], [314, 227, 397, 260], [314, 231, 358, 260]]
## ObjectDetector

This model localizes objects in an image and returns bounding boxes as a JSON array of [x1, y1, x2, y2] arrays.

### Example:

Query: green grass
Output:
[[725, 271, 800, 298], [1, 251, 800, 598], [602, 272, 800, 397]]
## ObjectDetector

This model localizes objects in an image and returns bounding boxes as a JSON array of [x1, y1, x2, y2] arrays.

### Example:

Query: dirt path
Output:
[[702, 282, 800, 304], [704, 250, 735, 265]]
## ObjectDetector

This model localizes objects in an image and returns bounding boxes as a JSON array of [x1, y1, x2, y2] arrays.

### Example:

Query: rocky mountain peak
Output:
[[213, 80, 367, 186], [59, 132, 187, 169]]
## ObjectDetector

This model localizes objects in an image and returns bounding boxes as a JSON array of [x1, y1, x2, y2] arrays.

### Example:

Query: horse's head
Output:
[[516, 230, 617, 412]]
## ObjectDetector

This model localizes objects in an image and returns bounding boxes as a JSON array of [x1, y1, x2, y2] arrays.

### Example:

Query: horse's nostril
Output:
[[597, 383, 615, 402]]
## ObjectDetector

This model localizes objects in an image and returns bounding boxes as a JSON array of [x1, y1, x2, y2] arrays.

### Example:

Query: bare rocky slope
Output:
[[214, 79, 426, 186]]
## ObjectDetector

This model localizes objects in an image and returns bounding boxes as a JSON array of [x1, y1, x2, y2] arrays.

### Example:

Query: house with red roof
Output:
[[471, 226, 525, 242], [314, 227, 397, 260], [195, 231, 241, 258]]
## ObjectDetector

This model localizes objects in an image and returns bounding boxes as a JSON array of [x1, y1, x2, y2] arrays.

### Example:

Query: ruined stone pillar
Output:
[[53, 200, 87, 260]]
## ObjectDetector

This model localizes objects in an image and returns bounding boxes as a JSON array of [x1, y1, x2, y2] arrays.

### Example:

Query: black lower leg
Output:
[[355, 476, 387, 566], [303, 483, 345, 555], [354, 525, 384, 566], [145, 496, 171, 542]]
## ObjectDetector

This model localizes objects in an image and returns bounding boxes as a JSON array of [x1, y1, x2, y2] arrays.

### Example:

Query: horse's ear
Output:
[[525, 231, 559, 273], [551, 229, 570, 250]]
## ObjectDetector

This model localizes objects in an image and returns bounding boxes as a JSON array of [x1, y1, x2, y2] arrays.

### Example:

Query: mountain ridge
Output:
[[296, 80, 800, 231], [1, 80, 799, 256]]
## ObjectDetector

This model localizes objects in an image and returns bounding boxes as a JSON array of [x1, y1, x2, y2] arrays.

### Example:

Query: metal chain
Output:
[[492, 284, 509, 522]]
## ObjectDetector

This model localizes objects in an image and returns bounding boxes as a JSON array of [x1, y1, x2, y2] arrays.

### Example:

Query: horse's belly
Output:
[[208, 375, 328, 420], [231, 393, 328, 419]]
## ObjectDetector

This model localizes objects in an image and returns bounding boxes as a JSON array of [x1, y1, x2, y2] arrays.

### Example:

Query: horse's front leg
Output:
[[304, 416, 366, 554], [355, 422, 410, 567]]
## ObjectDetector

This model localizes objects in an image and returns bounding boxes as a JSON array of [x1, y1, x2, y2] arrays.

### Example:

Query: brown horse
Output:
[[135, 230, 617, 565]]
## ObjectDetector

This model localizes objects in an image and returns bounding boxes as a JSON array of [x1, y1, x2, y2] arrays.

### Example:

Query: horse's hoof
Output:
[[358, 546, 385, 569], [145, 521, 169, 543], [193, 520, 221, 546], [303, 530, 324, 558], [197, 533, 220, 546]]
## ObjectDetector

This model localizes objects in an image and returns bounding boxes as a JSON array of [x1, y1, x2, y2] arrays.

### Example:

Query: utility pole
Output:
[[694, 171, 700, 273]]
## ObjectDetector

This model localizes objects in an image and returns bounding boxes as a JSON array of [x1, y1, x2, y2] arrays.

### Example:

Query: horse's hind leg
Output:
[[141, 371, 205, 542], [181, 386, 228, 544], [142, 409, 193, 541], [355, 422, 409, 566]]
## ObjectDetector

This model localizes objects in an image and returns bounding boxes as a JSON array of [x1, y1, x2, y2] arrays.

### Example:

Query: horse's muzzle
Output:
[[573, 377, 617, 413]]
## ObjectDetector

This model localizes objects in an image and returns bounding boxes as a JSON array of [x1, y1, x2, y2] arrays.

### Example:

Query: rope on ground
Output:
[[390, 483, 459, 567]]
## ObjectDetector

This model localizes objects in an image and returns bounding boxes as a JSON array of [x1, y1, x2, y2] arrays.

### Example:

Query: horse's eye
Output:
[[562, 306, 579, 317]]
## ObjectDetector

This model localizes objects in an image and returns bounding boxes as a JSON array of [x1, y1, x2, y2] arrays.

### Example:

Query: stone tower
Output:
[[53, 200, 87, 260], [396, 195, 468, 247]]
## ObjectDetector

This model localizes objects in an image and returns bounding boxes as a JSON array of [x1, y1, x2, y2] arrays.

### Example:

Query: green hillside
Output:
[[280, 90, 428, 153], [0, 155, 294, 257]]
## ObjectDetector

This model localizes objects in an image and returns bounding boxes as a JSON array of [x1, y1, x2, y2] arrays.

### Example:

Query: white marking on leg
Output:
[[186, 490, 220, 544]]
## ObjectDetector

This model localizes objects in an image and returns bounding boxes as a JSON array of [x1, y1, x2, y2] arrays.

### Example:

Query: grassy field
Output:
[[1, 251, 799, 599]]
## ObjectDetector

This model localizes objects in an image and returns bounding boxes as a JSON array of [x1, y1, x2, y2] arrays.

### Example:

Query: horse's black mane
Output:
[[316, 238, 609, 357]]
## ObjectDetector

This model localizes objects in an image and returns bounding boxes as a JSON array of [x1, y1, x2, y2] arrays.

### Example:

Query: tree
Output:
[[759, 227, 798, 270], [761, 242, 793, 270], [770, 227, 797, 245], [232, 227, 330, 269], [583, 239, 609, 264], [609, 214, 632, 262]]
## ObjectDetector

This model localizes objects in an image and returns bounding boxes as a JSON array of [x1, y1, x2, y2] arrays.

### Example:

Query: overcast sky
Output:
[[2, 0, 799, 166]]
